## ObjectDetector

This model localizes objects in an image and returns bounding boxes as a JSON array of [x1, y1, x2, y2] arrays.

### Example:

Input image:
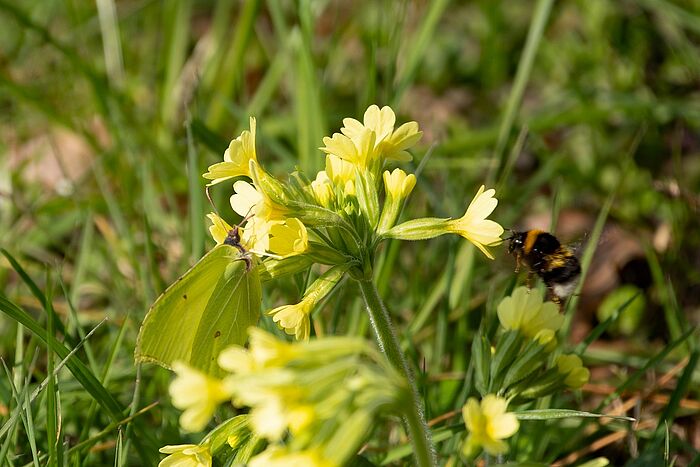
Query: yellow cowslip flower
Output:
[[268, 217, 308, 258], [340, 105, 422, 163], [267, 265, 347, 340], [268, 296, 313, 341], [383, 168, 416, 200], [249, 447, 336, 467], [170, 362, 231, 432], [286, 404, 316, 434], [250, 398, 289, 440], [325, 154, 355, 185], [202, 117, 257, 185], [497, 286, 564, 339], [229, 180, 263, 218], [462, 394, 519, 456], [218, 328, 297, 374], [556, 354, 590, 388], [230, 180, 306, 256], [158, 444, 212, 467], [378, 168, 417, 233], [217, 345, 256, 374], [241, 217, 271, 253], [206, 212, 233, 245], [320, 127, 376, 170], [446, 185, 504, 259], [310, 170, 334, 206], [230, 178, 288, 223]]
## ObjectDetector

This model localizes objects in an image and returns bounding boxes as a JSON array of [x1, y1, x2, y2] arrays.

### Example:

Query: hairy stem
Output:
[[357, 277, 436, 467]]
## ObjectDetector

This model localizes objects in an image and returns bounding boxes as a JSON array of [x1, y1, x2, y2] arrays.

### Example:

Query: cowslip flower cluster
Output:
[[159, 328, 408, 466], [203, 105, 504, 339], [473, 286, 590, 403]]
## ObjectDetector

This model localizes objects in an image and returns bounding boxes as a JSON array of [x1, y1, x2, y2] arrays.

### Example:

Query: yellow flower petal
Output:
[[159, 444, 212, 467], [461, 394, 519, 456], [556, 354, 590, 388], [230, 180, 262, 218], [383, 168, 416, 200], [170, 362, 230, 432], [497, 286, 564, 339], [202, 118, 257, 185], [447, 185, 504, 259], [206, 212, 232, 245], [268, 300, 312, 341], [268, 218, 308, 258]]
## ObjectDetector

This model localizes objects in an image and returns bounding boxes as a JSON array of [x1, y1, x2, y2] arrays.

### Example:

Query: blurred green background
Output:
[[1, 0, 699, 465]]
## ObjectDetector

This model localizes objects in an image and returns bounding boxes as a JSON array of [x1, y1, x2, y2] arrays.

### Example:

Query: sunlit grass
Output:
[[1, 0, 699, 465]]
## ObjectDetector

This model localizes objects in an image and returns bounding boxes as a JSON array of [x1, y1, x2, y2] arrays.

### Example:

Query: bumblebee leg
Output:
[[526, 270, 535, 289], [514, 252, 522, 273], [546, 288, 563, 309]]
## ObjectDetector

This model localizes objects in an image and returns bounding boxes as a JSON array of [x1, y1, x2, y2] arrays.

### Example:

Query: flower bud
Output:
[[378, 168, 416, 233]]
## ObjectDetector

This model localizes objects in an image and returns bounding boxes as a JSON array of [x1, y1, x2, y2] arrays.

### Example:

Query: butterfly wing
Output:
[[135, 244, 261, 374], [190, 258, 261, 376]]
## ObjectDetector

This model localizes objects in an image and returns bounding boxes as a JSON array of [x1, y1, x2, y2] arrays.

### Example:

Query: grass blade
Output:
[[489, 0, 554, 183]]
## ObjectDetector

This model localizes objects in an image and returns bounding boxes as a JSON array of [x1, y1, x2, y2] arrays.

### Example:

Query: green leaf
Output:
[[0, 294, 124, 421], [135, 245, 261, 375], [472, 334, 490, 395], [514, 409, 635, 422]]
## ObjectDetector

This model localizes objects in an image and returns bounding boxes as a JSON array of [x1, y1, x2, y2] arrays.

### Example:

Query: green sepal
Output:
[[354, 169, 379, 230], [501, 338, 548, 391], [202, 415, 250, 453], [509, 367, 562, 402], [205, 415, 266, 465], [381, 217, 451, 241], [489, 330, 524, 392], [258, 255, 314, 281]]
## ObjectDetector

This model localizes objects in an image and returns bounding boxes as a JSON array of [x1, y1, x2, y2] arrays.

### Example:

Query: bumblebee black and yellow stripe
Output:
[[508, 229, 581, 302], [523, 229, 543, 254]]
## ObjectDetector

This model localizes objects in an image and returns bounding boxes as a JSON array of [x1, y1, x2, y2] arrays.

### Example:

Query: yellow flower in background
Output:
[[383, 168, 416, 200], [462, 394, 519, 456], [268, 297, 313, 341], [341, 105, 422, 163], [250, 398, 290, 440], [446, 185, 504, 259], [249, 447, 336, 467], [158, 444, 212, 467], [268, 217, 308, 258], [206, 212, 233, 245], [170, 362, 231, 432], [497, 286, 564, 339], [556, 354, 590, 388], [203, 117, 257, 185], [248, 327, 298, 367], [218, 328, 298, 375], [218, 345, 256, 374]]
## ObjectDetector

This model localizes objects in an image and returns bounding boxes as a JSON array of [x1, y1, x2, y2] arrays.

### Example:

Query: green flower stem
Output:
[[357, 277, 436, 467]]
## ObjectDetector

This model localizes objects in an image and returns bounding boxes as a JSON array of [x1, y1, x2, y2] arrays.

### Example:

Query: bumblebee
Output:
[[507, 230, 581, 305]]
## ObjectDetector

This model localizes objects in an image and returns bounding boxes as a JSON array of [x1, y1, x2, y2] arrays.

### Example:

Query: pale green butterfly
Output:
[[135, 226, 261, 376]]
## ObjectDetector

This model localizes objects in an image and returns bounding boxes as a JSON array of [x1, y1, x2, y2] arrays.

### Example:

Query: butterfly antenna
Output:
[[205, 185, 220, 216]]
